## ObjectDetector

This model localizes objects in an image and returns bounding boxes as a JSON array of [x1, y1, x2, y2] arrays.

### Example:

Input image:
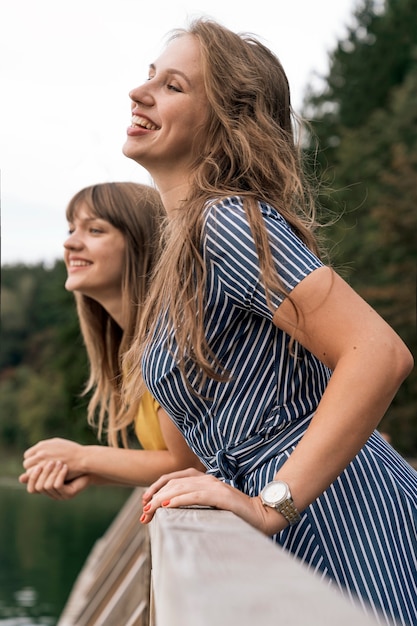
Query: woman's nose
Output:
[[129, 82, 155, 107], [63, 233, 83, 250]]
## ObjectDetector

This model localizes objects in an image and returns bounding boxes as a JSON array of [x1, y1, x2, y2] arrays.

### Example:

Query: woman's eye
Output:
[[167, 84, 182, 93], [90, 228, 103, 234]]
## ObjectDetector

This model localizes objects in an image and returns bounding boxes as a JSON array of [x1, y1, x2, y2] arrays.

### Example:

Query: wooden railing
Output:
[[58, 488, 150, 626], [149, 507, 380, 626], [59, 487, 380, 626]]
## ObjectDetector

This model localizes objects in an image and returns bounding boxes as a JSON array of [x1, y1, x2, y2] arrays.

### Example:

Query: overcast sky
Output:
[[1, 0, 358, 266]]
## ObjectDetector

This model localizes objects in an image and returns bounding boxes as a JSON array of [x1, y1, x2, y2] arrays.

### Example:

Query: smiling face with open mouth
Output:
[[122, 34, 208, 188], [63, 203, 126, 307]]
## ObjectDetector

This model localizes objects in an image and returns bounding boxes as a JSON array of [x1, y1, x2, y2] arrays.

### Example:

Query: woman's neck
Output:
[[98, 295, 126, 331], [153, 175, 190, 217]]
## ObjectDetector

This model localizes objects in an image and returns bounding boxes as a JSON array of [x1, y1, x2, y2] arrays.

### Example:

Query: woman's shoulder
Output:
[[204, 195, 288, 225], [203, 195, 294, 245], [202, 194, 323, 278], [202, 196, 252, 254], [134, 390, 166, 451], [203, 194, 245, 219]]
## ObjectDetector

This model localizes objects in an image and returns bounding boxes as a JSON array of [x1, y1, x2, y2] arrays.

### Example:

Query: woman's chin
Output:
[[122, 139, 139, 162], [64, 277, 80, 293]]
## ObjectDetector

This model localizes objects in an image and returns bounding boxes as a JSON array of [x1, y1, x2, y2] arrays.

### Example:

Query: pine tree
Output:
[[303, 0, 417, 455]]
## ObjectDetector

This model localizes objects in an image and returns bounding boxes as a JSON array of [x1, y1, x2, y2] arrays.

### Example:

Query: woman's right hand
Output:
[[22, 438, 84, 481], [139, 468, 288, 536], [19, 461, 91, 500]]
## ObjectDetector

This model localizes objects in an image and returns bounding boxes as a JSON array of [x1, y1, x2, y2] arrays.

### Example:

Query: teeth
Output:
[[131, 115, 159, 131], [70, 260, 91, 267]]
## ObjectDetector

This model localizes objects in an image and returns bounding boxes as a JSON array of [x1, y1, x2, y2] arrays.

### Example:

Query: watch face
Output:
[[262, 481, 287, 506]]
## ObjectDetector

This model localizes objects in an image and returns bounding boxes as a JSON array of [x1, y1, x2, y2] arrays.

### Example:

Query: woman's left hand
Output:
[[19, 460, 91, 500], [140, 468, 287, 536]]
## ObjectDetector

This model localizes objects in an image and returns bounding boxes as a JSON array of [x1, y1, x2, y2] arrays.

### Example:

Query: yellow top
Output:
[[134, 389, 167, 450]]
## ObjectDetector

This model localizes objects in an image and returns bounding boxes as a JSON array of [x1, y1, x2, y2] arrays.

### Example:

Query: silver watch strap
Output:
[[278, 499, 301, 525]]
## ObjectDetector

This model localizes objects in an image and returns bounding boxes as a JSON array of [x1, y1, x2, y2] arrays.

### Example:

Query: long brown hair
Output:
[[66, 182, 165, 446], [124, 18, 324, 414]]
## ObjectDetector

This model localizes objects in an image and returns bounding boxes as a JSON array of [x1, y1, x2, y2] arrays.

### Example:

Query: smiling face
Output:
[[64, 203, 126, 307], [122, 34, 208, 188]]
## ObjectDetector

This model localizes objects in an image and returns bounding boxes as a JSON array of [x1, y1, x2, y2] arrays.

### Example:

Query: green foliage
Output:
[[304, 0, 417, 455], [0, 261, 96, 452], [330, 0, 416, 128]]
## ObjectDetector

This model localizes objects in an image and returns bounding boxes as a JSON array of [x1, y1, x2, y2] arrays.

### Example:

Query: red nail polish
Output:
[[140, 514, 146, 523], [143, 503, 151, 512], [162, 500, 171, 507]]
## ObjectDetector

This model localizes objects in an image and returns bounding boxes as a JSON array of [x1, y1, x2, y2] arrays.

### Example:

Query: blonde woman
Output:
[[20, 182, 203, 498], [121, 19, 416, 626]]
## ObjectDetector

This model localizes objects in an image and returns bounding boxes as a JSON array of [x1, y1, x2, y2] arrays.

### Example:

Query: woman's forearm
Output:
[[80, 445, 204, 487], [270, 267, 414, 530], [274, 337, 413, 519]]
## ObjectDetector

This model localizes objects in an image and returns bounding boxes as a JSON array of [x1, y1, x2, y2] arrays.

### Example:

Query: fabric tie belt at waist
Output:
[[207, 414, 312, 482]]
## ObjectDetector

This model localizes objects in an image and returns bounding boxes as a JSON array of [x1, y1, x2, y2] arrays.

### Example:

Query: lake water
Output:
[[0, 479, 131, 625]]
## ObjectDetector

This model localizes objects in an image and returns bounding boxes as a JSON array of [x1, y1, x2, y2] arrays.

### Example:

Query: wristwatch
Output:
[[260, 480, 301, 526]]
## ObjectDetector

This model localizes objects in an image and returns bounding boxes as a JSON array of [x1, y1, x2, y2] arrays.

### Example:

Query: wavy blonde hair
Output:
[[123, 18, 324, 417], [66, 182, 165, 446]]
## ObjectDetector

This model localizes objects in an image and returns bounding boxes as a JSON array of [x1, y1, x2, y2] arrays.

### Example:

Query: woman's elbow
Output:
[[389, 335, 414, 387]]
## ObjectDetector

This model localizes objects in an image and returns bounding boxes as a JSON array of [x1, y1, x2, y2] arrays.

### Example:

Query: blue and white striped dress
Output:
[[143, 196, 417, 625]]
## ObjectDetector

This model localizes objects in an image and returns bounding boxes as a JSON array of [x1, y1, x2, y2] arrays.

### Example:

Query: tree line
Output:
[[0, 261, 95, 451], [302, 0, 416, 455], [1, 0, 416, 457]]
